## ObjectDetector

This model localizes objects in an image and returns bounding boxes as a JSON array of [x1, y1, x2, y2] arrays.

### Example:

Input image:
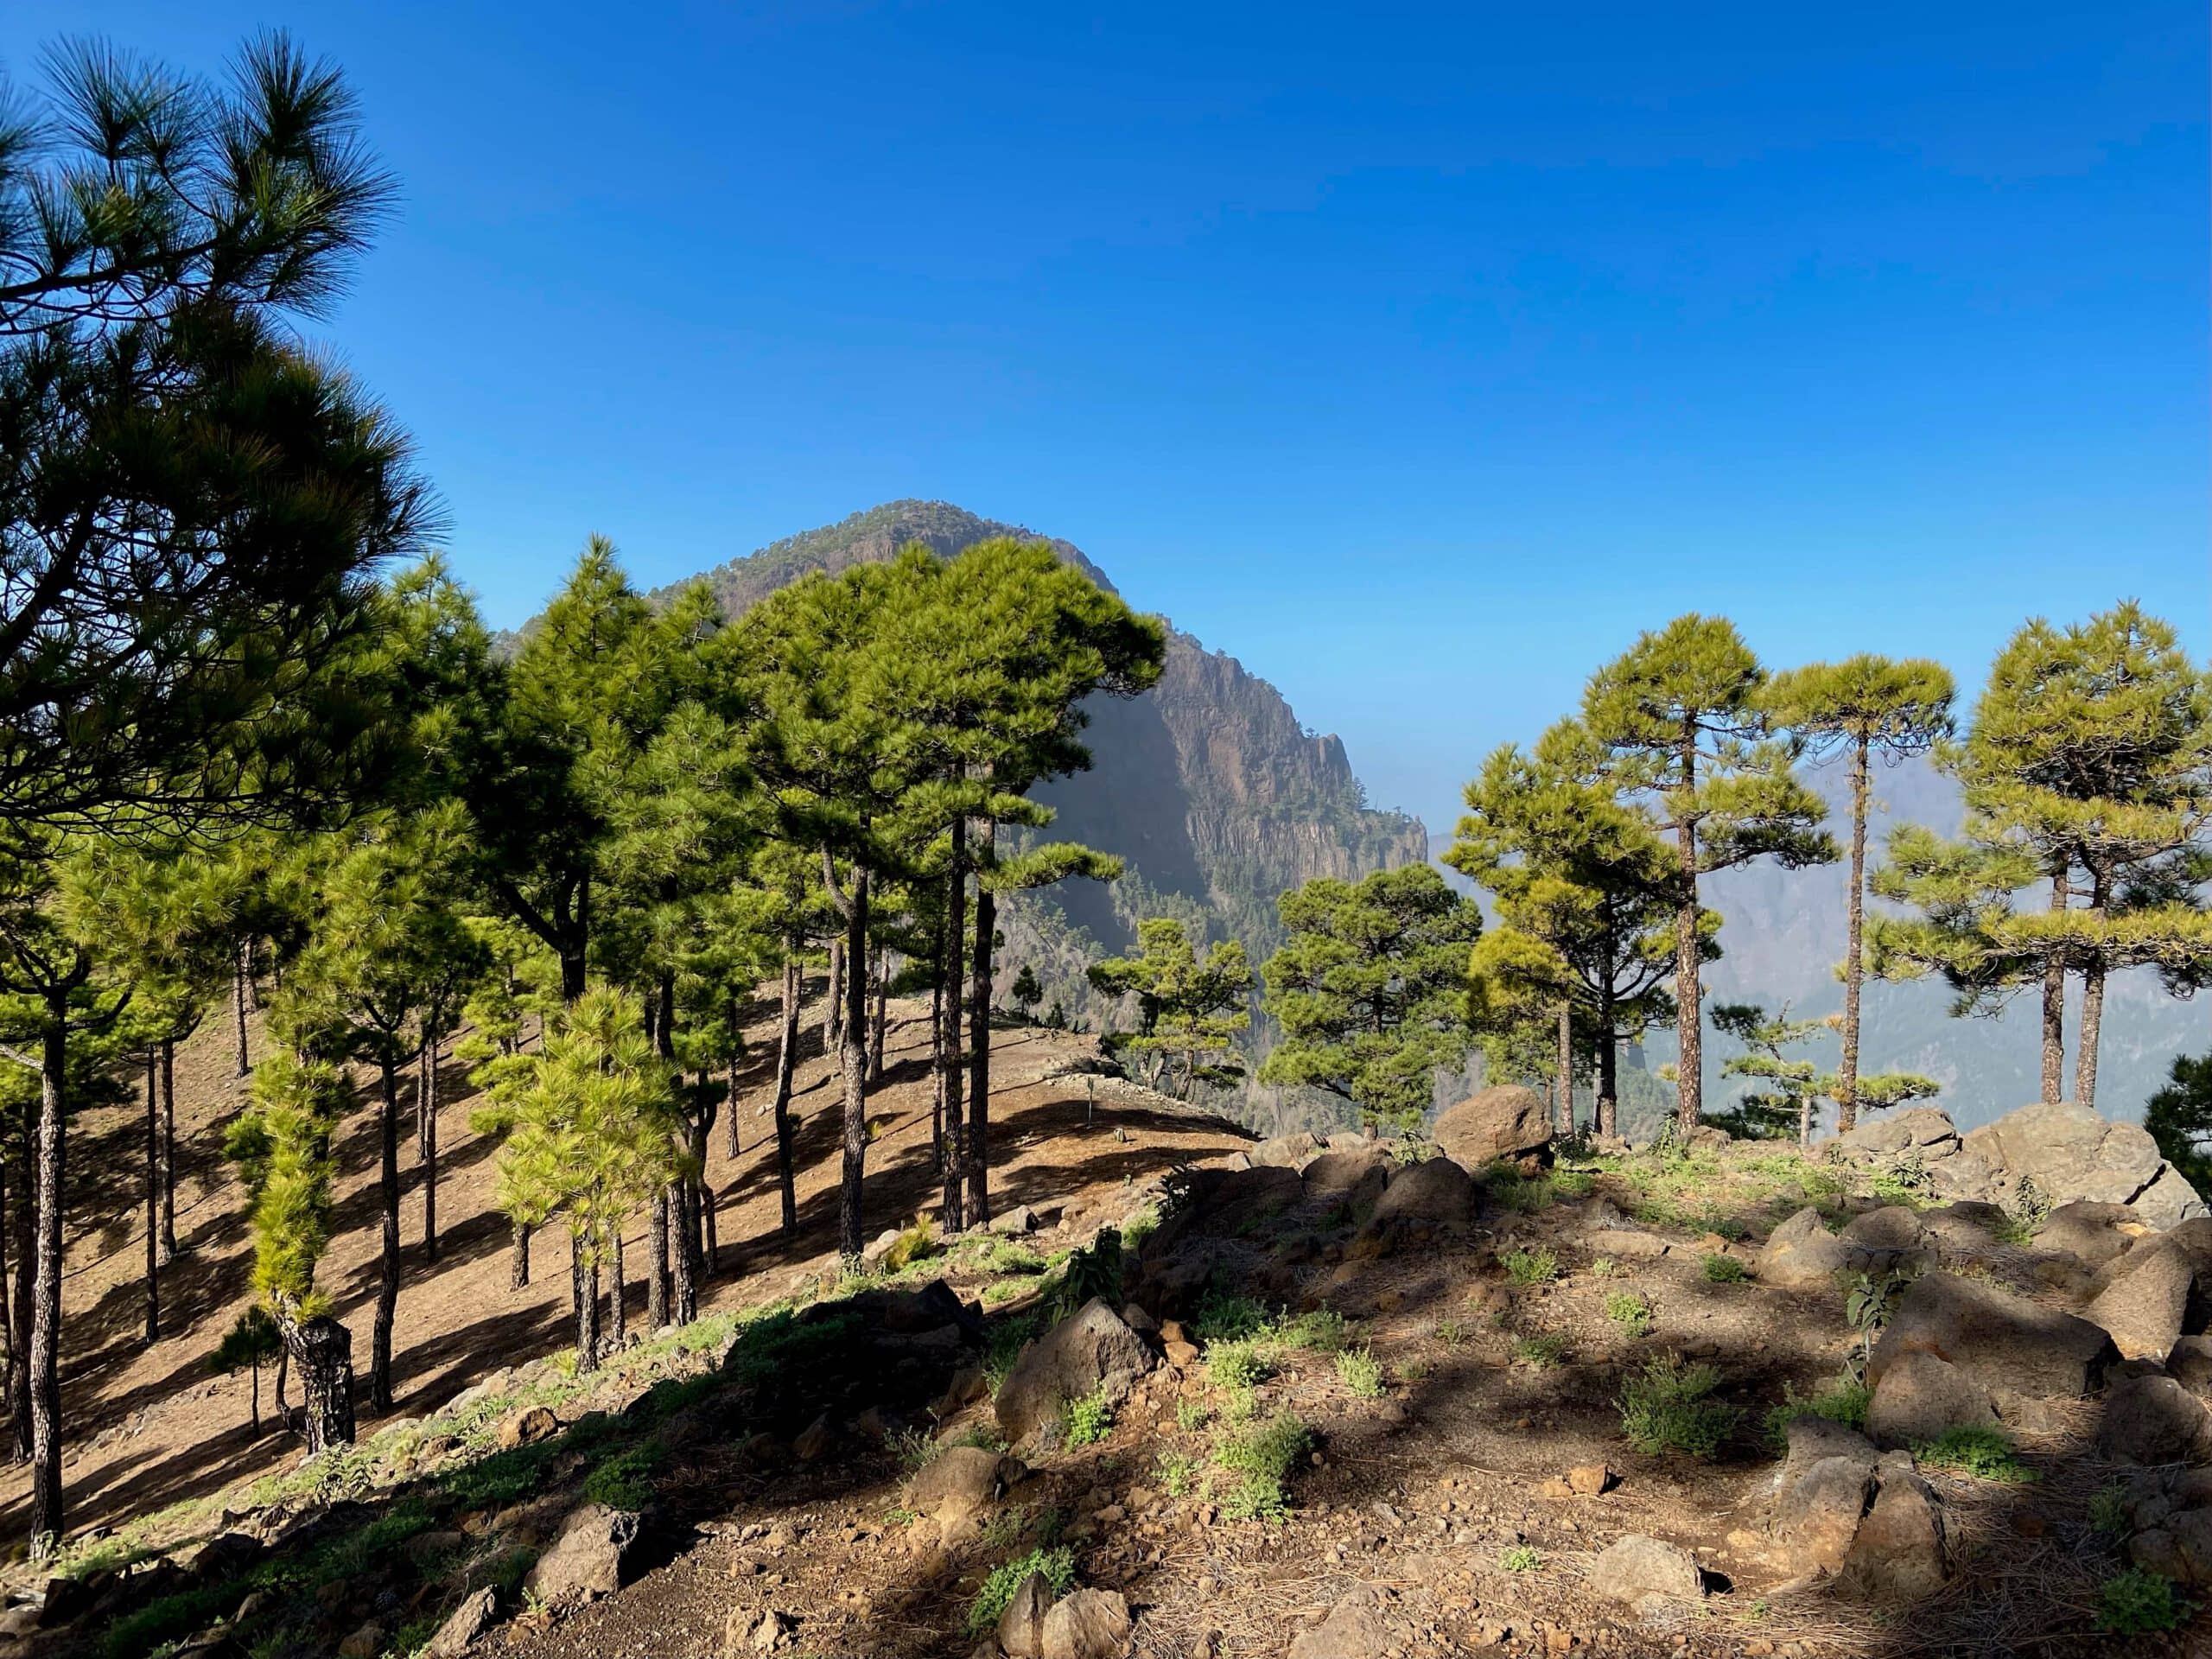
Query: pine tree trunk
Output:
[[250, 1362, 260, 1433], [158, 1040, 177, 1264], [289, 1314, 355, 1455], [611, 1225, 628, 1350], [825, 940, 843, 1055], [940, 830, 968, 1234], [1835, 733, 1871, 1130], [422, 1033, 439, 1263], [5, 1104, 25, 1465], [702, 1182, 718, 1275], [2041, 872, 2069, 1104], [1555, 1002, 1573, 1136], [647, 1191, 670, 1330], [573, 1234, 600, 1372], [143, 1055, 159, 1344], [275, 1346, 288, 1415], [1596, 990, 1618, 1139], [836, 867, 873, 1263], [510, 1222, 531, 1290], [725, 1001, 744, 1159], [1672, 729, 1703, 1134], [670, 1183, 696, 1325], [233, 942, 252, 1077], [930, 981, 944, 1165], [28, 1014, 67, 1554], [772, 958, 799, 1239], [370, 1058, 403, 1414], [869, 953, 887, 1084], [2075, 873, 2107, 1110], [967, 838, 996, 1227]]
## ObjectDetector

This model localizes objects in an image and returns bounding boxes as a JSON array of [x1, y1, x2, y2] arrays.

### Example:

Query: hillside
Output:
[[657, 501, 1430, 1039]]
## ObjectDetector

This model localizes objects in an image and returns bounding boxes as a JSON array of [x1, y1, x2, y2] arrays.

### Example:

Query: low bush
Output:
[[1700, 1253, 1747, 1284], [2094, 1567, 2193, 1635], [1913, 1425, 2034, 1484], [1617, 1353, 1738, 1459], [1063, 1384, 1116, 1448], [1604, 1291, 1652, 1338], [1762, 1376, 1871, 1447], [1213, 1412, 1313, 1523], [1335, 1346, 1386, 1399], [1498, 1544, 1542, 1572], [965, 1546, 1077, 1636], [1503, 1246, 1560, 1285]]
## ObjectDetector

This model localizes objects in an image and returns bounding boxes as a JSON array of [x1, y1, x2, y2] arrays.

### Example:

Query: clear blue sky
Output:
[[11, 2, 2208, 834]]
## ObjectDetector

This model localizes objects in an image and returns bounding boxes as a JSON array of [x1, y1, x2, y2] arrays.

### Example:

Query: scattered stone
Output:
[[904, 1446, 1020, 1515], [2087, 1232, 2201, 1360], [1840, 1456, 1950, 1600], [2033, 1200, 2140, 1267], [1039, 1586, 1133, 1659], [498, 1405, 557, 1449], [1433, 1086, 1552, 1171], [1757, 1209, 1854, 1290], [1567, 1465, 1615, 1497], [1288, 1586, 1395, 1659], [524, 1503, 640, 1605], [423, 1587, 498, 1659], [2099, 1374, 2212, 1465], [338, 1623, 385, 1659], [792, 1414, 832, 1461], [1866, 1351, 1997, 1449], [998, 1571, 1053, 1659], [1587, 1535, 1704, 1615]]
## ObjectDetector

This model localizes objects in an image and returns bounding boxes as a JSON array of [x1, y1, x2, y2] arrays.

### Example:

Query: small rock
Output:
[[524, 1503, 640, 1605], [792, 1414, 832, 1461], [998, 1571, 1052, 1658], [1039, 1587, 1133, 1659], [423, 1586, 498, 1659], [1587, 1535, 1703, 1614], [498, 1405, 558, 1449], [1567, 1465, 1614, 1497]]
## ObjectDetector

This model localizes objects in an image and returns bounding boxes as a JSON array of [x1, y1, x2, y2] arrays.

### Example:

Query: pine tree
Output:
[[457, 916, 563, 1287], [1872, 607, 2212, 1108], [490, 988, 680, 1373], [1710, 1001, 1938, 1144], [1259, 865, 1483, 1136], [2145, 1053, 2212, 1194], [1446, 718, 1688, 1137], [1009, 965, 1043, 1020], [1089, 918, 1254, 1098], [212, 1306, 283, 1434], [1764, 656, 1955, 1128], [1582, 615, 1837, 1132]]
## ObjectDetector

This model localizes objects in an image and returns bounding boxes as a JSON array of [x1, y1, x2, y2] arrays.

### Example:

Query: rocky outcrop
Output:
[[995, 1299, 1158, 1445], [1868, 1271, 2117, 1409], [1758, 1207, 1855, 1290], [524, 1504, 640, 1606], [1768, 1427, 1954, 1599], [1433, 1086, 1552, 1172]]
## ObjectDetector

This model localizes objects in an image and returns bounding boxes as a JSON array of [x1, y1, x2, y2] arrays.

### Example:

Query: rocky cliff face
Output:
[[661, 501, 1427, 1021]]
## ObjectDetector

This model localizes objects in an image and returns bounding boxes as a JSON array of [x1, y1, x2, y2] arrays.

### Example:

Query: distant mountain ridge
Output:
[[656, 501, 1429, 1024]]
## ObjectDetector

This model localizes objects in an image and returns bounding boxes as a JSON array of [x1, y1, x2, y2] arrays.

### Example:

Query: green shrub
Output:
[[1512, 1333, 1568, 1369], [965, 1546, 1077, 1636], [2089, 1483, 2129, 1536], [981, 1240, 1047, 1276], [1433, 1319, 1471, 1347], [1192, 1288, 1272, 1344], [1913, 1426, 2034, 1484], [1762, 1376, 1871, 1447], [1604, 1291, 1652, 1338], [1274, 1308, 1351, 1352], [1498, 1544, 1542, 1572], [1588, 1256, 1621, 1278], [1492, 1173, 1557, 1214], [99, 1584, 238, 1659], [1207, 1338, 1275, 1394], [1175, 1398, 1211, 1433], [1617, 1353, 1738, 1459], [1063, 1384, 1116, 1448], [1335, 1346, 1386, 1399], [581, 1443, 663, 1510], [1551, 1169, 1593, 1199], [1157, 1449, 1203, 1497], [1212, 1412, 1313, 1522], [2094, 1567, 2193, 1635], [1503, 1246, 1560, 1285], [1700, 1253, 1747, 1283]]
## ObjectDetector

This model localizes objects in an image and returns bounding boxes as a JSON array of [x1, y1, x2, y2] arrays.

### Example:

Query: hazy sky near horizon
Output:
[[10, 2, 2206, 835]]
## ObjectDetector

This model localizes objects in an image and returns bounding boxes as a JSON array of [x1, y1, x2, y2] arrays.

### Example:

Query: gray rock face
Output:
[[423, 1587, 498, 1659], [524, 1504, 639, 1605], [2033, 1200, 2141, 1266], [1866, 1351, 1998, 1449], [995, 1298, 1158, 1443], [1302, 1149, 1389, 1213], [2099, 1375, 2212, 1465], [2169, 1333, 2212, 1395], [1771, 1454, 1875, 1573], [1039, 1587, 1132, 1659], [1587, 1534, 1705, 1613], [1967, 1102, 2201, 1221], [1355, 1157, 1478, 1251], [997, 1572, 1052, 1659], [1433, 1085, 1553, 1171], [1287, 1587, 1392, 1659], [2086, 1234, 2198, 1361], [902, 1445, 1020, 1516], [1758, 1207, 1853, 1290], [1868, 1270, 2118, 1404], [1249, 1132, 1321, 1168], [1840, 1455, 1950, 1600]]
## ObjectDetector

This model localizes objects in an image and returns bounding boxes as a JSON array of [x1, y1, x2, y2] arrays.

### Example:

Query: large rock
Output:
[[1587, 1535, 1704, 1614], [2132, 1164, 2208, 1229], [1758, 1207, 1854, 1291], [2099, 1375, 2212, 1465], [903, 1445, 1020, 1516], [1865, 1351, 1997, 1449], [1840, 1454, 1950, 1600], [1433, 1086, 1553, 1172], [1249, 1132, 1320, 1168], [1287, 1586, 1392, 1659], [1830, 1108, 1961, 1162], [1967, 1102, 2158, 1202], [423, 1587, 498, 1659], [2169, 1333, 2212, 1395], [1302, 1149, 1390, 1216], [2086, 1234, 2198, 1361], [2035, 1200, 2142, 1266], [1353, 1157, 1478, 1254], [995, 1299, 1158, 1444], [524, 1504, 639, 1605], [1868, 1271, 2117, 1406], [1039, 1587, 1132, 1659], [1771, 1454, 1876, 1574], [997, 1573, 1053, 1659]]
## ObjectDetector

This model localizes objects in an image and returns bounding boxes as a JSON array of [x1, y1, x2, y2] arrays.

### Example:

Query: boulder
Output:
[[1842, 1207, 1929, 1253], [2034, 1200, 2141, 1267], [1302, 1149, 1389, 1215], [2099, 1375, 2212, 1465], [1038, 1587, 1132, 1659], [524, 1504, 639, 1605], [1758, 1208, 1853, 1290], [1587, 1227, 1670, 1261], [1831, 1108, 1961, 1161], [1840, 1455, 1950, 1600], [423, 1587, 499, 1659], [1868, 1271, 2117, 1405], [996, 1572, 1052, 1659], [1777, 1416, 1878, 1491], [1917, 1203, 2010, 1263], [2132, 1164, 2209, 1229], [2169, 1333, 2212, 1395], [1353, 1158, 1478, 1253], [498, 1405, 558, 1449], [903, 1445, 1020, 1516], [2086, 1234, 2197, 1360], [1249, 1133, 1320, 1168], [1771, 1454, 1876, 1574], [1866, 1351, 1997, 1448], [990, 1206, 1040, 1236], [1587, 1535, 1704, 1614], [832, 1278, 985, 1341], [2133, 1510, 2212, 1589], [1287, 1586, 1392, 1659], [1963, 1102, 2163, 1209], [995, 1299, 1158, 1444], [1433, 1086, 1553, 1171]]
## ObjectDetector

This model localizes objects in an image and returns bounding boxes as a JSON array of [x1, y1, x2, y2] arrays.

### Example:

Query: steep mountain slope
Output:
[[659, 501, 1428, 1026]]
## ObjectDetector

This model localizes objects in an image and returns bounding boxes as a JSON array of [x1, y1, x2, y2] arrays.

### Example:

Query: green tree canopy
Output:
[[1089, 917, 1254, 1098]]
